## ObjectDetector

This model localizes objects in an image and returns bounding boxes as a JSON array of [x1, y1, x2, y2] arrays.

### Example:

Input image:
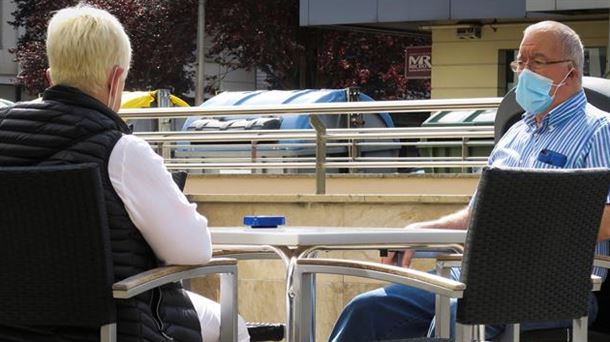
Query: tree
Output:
[[12, 0, 431, 100], [10, 0, 199, 96], [205, 0, 306, 90], [205, 0, 431, 100], [316, 30, 430, 100]]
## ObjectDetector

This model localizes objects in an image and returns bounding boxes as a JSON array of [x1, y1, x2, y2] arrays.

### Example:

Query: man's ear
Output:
[[107, 65, 125, 111], [107, 65, 125, 94], [567, 63, 579, 81], [45, 69, 53, 86]]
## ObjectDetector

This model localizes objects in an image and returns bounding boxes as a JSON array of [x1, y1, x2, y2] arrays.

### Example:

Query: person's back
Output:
[[0, 5, 248, 342]]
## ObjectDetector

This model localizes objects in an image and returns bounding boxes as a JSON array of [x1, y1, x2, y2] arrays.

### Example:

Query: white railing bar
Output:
[[165, 156, 488, 163], [157, 140, 494, 149], [133, 126, 494, 138], [163, 161, 487, 170], [353, 141, 493, 147], [119, 97, 503, 119], [138, 131, 493, 142]]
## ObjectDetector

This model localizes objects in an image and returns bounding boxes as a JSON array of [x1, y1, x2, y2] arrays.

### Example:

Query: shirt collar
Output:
[[521, 89, 587, 131]]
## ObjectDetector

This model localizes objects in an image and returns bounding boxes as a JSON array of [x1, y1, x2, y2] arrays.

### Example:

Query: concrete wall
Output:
[[430, 20, 609, 98]]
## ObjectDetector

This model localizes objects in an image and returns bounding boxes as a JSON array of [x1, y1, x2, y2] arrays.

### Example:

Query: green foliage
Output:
[[205, 0, 430, 99], [11, 0, 431, 100], [10, 0, 199, 96]]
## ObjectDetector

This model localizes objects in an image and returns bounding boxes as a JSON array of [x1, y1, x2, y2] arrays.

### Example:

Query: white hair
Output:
[[46, 4, 131, 94], [524, 21, 584, 82]]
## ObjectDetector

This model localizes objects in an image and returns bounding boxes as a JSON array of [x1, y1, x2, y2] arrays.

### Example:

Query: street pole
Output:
[[195, 0, 206, 105]]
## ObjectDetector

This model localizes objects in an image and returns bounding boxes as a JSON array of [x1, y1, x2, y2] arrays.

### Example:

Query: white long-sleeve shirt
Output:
[[108, 134, 212, 265]]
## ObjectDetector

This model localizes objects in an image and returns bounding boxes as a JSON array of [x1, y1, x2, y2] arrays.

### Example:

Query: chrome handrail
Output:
[[120, 98, 501, 193], [119, 97, 502, 118], [162, 161, 487, 170]]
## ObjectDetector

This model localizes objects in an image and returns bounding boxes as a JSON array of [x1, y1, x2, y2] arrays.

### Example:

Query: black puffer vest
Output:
[[0, 85, 202, 342]]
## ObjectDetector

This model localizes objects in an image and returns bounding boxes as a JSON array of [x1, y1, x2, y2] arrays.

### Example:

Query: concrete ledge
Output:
[[185, 173, 480, 195], [188, 193, 471, 204]]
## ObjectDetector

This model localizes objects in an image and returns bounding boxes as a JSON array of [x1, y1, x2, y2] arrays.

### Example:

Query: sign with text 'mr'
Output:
[[405, 46, 431, 79]]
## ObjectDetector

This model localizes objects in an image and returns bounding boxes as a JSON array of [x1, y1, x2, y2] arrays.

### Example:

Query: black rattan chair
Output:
[[172, 170, 189, 190], [295, 167, 610, 342], [0, 164, 238, 342], [493, 76, 610, 342]]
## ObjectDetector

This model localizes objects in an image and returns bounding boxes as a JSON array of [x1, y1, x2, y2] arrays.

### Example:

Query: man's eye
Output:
[[531, 60, 545, 67]]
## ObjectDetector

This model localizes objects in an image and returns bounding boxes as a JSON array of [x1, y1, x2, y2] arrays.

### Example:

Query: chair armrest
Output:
[[113, 258, 237, 299], [592, 274, 602, 292], [214, 249, 280, 260], [436, 253, 463, 269], [594, 254, 610, 269], [435, 255, 603, 291], [296, 258, 465, 298]]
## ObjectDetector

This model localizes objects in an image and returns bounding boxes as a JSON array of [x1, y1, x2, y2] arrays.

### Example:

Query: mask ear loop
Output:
[[551, 66, 575, 97]]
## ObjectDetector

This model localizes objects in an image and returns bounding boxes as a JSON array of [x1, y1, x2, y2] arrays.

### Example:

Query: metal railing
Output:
[[119, 97, 502, 194]]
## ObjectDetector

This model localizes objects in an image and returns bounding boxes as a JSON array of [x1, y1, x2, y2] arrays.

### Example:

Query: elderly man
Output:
[[330, 20, 610, 341], [0, 5, 249, 342]]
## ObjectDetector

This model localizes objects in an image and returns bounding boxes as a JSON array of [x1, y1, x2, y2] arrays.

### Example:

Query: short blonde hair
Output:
[[46, 4, 131, 94]]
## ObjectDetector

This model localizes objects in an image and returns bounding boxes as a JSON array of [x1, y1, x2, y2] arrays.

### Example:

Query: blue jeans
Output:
[[329, 268, 599, 341]]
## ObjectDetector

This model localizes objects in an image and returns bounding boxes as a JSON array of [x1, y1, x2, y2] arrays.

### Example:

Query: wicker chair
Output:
[[0, 164, 238, 342], [294, 167, 610, 342], [492, 76, 610, 341]]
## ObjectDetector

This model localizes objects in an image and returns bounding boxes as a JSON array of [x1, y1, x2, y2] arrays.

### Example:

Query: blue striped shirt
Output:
[[489, 89, 610, 278]]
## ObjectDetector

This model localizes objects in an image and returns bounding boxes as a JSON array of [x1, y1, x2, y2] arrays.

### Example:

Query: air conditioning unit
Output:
[[457, 26, 482, 39]]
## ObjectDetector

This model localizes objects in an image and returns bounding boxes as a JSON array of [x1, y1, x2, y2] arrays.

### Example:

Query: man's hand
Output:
[[380, 209, 471, 268], [380, 222, 428, 267], [381, 249, 415, 267]]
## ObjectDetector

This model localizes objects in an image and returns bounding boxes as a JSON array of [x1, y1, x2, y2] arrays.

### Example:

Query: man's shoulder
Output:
[[584, 103, 610, 128], [0, 99, 58, 118], [112, 134, 157, 160]]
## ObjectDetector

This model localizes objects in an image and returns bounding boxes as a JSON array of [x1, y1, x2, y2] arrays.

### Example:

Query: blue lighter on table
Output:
[[244, 215, 285, 229]]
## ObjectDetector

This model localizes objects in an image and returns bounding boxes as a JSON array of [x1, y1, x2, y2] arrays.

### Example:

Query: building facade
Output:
[[0, 1, 20, 101], [300, 0, 610, 98]]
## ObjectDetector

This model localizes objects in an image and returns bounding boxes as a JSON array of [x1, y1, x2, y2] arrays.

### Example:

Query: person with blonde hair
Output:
[[0, 4, 249, 342]]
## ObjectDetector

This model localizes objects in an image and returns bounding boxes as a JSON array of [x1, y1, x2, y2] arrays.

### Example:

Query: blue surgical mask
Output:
[[515, 68, 573, 114]]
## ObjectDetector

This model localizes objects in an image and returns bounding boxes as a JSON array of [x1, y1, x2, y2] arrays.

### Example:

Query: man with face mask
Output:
[[0, 5, 250, 342], [329, 20, 610, 341]]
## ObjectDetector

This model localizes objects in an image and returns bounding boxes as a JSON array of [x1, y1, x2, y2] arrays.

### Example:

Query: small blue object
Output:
[[537, 149, 567, 167], [244, 215, 285, 228]]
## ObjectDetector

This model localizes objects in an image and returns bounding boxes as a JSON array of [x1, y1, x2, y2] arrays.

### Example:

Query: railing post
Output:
[[346, 87, 362, 173], [251, 140, 258, 174], [157, 89, 172, 160], [310, 115, 327, 194], [461, 137, 468, 173]]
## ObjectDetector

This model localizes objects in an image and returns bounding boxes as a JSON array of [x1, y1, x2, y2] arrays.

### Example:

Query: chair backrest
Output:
[[494, 76, 610, 144], [172, 170, 188, 191], [0, 164, 116, 328], [456, 167, 610, 325]]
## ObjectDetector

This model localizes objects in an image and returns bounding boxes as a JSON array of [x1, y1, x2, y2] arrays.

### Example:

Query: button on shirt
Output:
[[489, 90, 610, 278]]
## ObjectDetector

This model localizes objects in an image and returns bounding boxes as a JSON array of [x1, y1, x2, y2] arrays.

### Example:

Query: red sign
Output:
[[405, 46, 431, 79]]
